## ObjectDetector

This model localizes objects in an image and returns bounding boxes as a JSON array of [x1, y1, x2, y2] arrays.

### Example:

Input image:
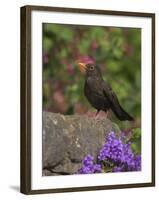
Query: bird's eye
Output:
[[90, 66, 94, 70]]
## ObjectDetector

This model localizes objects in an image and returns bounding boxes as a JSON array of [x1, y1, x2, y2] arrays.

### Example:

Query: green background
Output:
[[43, 23, 141, 147]]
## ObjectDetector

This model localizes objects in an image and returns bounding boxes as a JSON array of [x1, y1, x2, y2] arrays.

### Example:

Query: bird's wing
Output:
[[102, 81, 121, 110], [102, 81, 134, 121]]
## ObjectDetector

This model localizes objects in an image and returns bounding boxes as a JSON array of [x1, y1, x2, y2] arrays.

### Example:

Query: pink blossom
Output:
[[43, 53, 49, 64], [77, 55, 95, 65]]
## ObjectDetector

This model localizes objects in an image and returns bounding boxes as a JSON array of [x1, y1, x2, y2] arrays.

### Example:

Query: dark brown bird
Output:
[[77, 62, 134, 121]]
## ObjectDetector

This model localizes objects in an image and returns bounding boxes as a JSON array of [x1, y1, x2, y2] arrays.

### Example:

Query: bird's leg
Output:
[[95, 110, 110, 120], [105, 110, 109, 118], [95, 110, 100, 116], [95, 110, 100, 120]]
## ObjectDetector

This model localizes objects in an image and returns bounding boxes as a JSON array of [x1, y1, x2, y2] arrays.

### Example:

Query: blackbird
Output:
[[77, 62, 134, 121]]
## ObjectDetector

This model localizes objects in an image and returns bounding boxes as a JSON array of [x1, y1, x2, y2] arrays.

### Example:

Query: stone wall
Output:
[[42, 112, 120, 176]]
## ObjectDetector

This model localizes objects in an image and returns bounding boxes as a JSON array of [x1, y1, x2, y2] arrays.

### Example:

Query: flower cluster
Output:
[[98, 132, 141, 172], [78, 155, 102, 174], [78, 132, 141, 174]]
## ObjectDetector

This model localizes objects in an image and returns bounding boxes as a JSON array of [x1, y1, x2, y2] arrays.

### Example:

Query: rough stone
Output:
[[42, 112, 120, 176]]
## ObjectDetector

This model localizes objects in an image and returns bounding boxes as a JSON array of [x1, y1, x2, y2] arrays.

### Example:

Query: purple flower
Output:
[[78, 154, 102, 174], [98, 132, 141, 172], [113, 166, 124, 172], [134, 155, 141, 171], [77, 131, 141, 174], [98, 132, 123, 163]]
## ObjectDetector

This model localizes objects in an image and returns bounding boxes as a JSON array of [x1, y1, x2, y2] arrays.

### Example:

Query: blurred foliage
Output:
[[130, 128, 141, 154], [43, 23, 141, 134]]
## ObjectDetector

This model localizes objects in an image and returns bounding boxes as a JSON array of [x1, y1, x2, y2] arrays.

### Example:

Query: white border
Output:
[[31, 10, 152, 190]]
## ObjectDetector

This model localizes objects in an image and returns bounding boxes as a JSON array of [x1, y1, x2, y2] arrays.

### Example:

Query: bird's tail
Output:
[[112, 104, 134, 121], [103, 89, 134, 121]]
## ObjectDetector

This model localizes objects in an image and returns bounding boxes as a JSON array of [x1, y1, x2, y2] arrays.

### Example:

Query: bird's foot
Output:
[[95, 110, 109, 120], [85, 110, 109, 121]]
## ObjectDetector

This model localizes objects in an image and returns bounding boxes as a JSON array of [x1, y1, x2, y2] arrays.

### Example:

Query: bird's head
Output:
[[77, 60, 102, 78]]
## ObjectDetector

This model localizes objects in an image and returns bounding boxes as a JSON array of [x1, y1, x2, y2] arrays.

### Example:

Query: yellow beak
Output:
[[77, 62, 87, 74]]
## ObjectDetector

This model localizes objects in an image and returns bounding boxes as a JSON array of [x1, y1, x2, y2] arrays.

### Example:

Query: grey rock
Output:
[[42, 112, 120, 176]]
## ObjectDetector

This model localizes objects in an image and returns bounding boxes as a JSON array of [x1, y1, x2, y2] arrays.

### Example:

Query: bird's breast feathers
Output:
[[85, 77, 102, 92], [84, 77, 111, 110]]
